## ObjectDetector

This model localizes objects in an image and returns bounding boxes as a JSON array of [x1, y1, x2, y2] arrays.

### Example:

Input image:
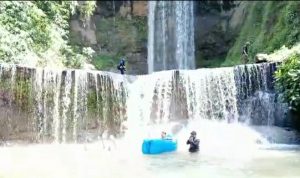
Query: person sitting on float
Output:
[[161, 131, 173, 140]]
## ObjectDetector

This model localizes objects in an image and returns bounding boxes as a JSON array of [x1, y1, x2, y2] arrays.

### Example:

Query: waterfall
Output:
[[147, 1, 195, 73], [234, 63, 288, 126], [0, 65, 128, 143], [61, 71, 72, 143], [125, 63, 289, 135], [126, 67, 239, 126], [0, 63, 291, 144], [52, 70, 62, 143]]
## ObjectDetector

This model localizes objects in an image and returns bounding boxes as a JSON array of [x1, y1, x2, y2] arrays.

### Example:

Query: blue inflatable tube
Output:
[[142, 138, 177, 154]]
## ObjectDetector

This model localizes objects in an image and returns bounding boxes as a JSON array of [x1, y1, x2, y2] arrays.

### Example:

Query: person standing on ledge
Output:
[[186, 131, 200, 153], [242, 41, 251, 64], [117, 58, 126, 75]]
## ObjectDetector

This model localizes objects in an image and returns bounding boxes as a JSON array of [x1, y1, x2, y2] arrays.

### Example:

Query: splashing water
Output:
[[0, 63, 299, 178], [0, 62, 291, 145]]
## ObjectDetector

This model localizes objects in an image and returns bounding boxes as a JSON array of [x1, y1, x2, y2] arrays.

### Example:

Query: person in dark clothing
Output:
[[186, 131, 200, 153], [242, 42, 250, 64], [117, 58, 126, 75]]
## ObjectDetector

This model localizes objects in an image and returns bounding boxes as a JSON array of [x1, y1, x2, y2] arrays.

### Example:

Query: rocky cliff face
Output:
[[69, 1, 244, 74], [70, 1, 148, 74], [194, 1, 247, 67]]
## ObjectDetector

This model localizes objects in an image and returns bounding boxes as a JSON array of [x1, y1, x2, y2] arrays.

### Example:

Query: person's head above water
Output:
[[190, 131, 197, 137], [161, 131, 167, 139]]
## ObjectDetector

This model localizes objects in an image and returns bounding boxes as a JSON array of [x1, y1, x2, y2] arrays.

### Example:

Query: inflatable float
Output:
[[142, 138, 177, 154]]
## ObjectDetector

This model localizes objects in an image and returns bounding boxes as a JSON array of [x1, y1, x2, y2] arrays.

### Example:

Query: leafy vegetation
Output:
[[0, 1, 96, 68], [223, 1, 300, 66], [92, 54, 119, 71], [275, 53, 300, 128], [275, 53, 300, 112]]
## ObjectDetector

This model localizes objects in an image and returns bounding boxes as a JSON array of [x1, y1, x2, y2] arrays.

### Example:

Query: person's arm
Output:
[[187, 140, 190, 144], [187, 138, 191, 144], [189, 138, 200, 147], [194, 139, 200, 146], [187, 136, 193, 144]]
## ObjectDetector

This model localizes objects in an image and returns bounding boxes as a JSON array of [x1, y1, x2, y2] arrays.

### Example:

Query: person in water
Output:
[[186, 131, 200, 152], [161, 131, 167, 139], [161, 131, 173, 140], [117, 58, 126, 75]]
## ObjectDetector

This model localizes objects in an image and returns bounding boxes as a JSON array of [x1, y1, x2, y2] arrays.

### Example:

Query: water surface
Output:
[[0, 143, 299, 178]]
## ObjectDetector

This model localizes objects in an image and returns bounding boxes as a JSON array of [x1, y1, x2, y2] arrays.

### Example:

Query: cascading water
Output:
[[147, 1, 195, 73], [126, 67, 239, 125], [0, 65, 128, 144], [234, 63, 289, 126], [124, 63, 293, 148], [0, 62, 296, 146]]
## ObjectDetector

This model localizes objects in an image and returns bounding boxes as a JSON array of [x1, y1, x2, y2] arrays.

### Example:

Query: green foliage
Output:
[[0, 1, 97, 68], [34, 1, 75, 30], [275, 53, 300, 112], [224, 1, 300, 66], [0, 2, 50, 62], [77, 1, 97, 22], [61, 46, 95, 69], [224, 2, 266, 66], [92, 54, 119, 70], [198, 58, 226, 68]]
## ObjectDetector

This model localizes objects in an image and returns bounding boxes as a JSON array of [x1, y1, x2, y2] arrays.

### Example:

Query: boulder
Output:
[[82, 63, 96, 70], [255, 53, 269, 63]]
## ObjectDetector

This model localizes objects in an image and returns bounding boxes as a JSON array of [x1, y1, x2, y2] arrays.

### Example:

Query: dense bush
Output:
[[275, 53, 300, 112], [0, 1, 96, 68]]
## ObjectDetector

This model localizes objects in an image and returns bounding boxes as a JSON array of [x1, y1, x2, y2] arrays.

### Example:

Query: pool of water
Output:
[[0, 142, 300, 178]]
